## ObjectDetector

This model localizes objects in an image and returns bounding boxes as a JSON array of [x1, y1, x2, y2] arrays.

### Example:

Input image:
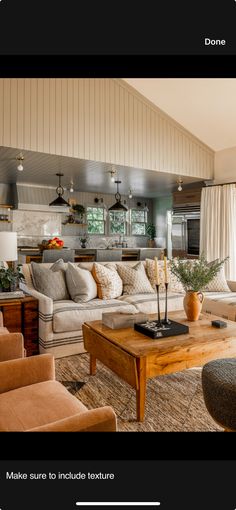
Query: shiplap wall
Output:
[[0, 78, 214, 179]]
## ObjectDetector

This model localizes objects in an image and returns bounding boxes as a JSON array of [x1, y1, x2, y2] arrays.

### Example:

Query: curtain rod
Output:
[[204, 182, 236, 188]]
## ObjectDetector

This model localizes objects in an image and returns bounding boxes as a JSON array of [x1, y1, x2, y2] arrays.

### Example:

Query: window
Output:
[[109, 210, 127, 235], [131, 209, 147, 235], [87, 206, 105, 234]]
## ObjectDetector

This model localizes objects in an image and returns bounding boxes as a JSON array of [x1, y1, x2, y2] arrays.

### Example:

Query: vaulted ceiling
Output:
[[125, 78, 236, 151]]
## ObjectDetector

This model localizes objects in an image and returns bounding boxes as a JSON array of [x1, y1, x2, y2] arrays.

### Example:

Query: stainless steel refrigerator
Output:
[[171, 211, 200, 257]]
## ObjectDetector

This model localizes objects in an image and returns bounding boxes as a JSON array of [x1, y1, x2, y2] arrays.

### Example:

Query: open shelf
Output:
[[63, 223, 88, 226]]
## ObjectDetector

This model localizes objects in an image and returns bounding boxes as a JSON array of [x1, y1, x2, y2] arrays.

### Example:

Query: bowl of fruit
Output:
[[47, 237, 64, 249]]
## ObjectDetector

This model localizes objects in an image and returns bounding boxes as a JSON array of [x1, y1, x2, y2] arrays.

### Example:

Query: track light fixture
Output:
[[108, 166, 117, 183], [16, 153, 24, 171], [177, 177, 183, 192]]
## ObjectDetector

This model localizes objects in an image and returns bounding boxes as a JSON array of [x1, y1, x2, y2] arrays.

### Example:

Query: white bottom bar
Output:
[[76, 503, 161, 507]]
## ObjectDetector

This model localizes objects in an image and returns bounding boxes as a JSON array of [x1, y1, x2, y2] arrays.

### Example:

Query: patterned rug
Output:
[[55, 353, 222, 432]]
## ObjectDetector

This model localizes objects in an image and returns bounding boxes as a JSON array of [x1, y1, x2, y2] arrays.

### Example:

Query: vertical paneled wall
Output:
[[0, 78, 214, 179]]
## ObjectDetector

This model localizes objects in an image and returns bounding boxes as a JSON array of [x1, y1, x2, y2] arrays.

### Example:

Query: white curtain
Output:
[[200, 184, 236, 280]]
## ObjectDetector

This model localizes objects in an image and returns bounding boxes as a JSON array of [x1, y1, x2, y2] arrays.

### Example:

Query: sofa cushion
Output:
[[117, 262, 154, 295], [92, 262, 123, 299], [204, 266, 230, 292], [31, 261, 69, 301], [53, 299, 138, 333], [66, 262, 97, 303], [145, 258, 184, 293], [0, 380, 86, 431], [119, 292, 184, 314], [202, 292, 236, 321]]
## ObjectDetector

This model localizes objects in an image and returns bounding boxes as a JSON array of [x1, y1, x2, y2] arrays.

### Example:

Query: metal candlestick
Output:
[[162, 282, 171, 325], [156, 284, 162, 326]]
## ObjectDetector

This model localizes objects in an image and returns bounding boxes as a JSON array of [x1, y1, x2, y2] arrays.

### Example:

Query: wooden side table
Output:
[[0, 295, 39, 356]]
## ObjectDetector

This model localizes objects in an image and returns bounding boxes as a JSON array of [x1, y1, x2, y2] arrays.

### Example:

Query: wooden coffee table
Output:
[[82, 311, 236, 421]]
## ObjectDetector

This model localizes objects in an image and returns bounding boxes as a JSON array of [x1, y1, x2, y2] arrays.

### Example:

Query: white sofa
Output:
[[21, 261, 184, 358], [21, 261, 236, 358]]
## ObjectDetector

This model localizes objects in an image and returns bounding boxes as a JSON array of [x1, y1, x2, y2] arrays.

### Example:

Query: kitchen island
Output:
[[18, 247, 164, 264]]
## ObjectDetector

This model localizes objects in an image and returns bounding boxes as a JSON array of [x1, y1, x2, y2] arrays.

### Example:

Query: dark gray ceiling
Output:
[[0, 146, 202, 198]]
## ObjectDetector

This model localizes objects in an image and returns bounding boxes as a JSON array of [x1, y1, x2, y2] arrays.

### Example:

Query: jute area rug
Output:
[[55, 353, 222, 432]]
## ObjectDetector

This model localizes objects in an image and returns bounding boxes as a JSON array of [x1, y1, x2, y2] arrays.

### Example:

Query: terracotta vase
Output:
[[183, 291, 204, 321]]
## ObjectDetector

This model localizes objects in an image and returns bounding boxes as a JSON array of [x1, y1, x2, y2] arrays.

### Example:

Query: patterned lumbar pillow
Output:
[[92, 262, 123, 299], [204, 265, 230, 292], [66, 262, 97, 302], [31, 261, 69, 301], [116, 262, 154, 295]]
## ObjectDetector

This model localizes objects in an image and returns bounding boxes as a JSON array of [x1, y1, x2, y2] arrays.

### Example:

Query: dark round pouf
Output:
[[202, 358, 236, 430]]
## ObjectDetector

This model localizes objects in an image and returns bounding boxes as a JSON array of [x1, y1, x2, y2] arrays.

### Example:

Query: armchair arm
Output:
[[28, 406, 117, 432], [0, 333, 24, 361], [0, 354, 55, 394]]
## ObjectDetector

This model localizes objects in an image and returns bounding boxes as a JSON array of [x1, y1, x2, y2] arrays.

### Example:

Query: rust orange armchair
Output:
[[0, 354, 117, 432]]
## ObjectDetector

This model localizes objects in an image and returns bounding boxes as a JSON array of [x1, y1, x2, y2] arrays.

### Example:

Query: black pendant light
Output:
[[108, 180, 128, 211], [49, 173, 70, 207]]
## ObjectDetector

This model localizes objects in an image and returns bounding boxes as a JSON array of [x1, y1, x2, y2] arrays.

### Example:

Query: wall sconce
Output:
[[128, 189, 133, 199], [177, 177, 183, 191], [136, 201, 149, 212]]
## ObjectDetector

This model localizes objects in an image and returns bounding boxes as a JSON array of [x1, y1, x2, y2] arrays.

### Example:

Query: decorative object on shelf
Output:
[[146, 223, 156, 247], [109, 180, 128, 212], [177, 177, 183, 191], [70, 203, 86, 223], [169, 253, 228, 321], [79, 233, 89, 248], [49, 173, 70, 207], [16, 152, 24, 172], [0, 265, 25, 292]]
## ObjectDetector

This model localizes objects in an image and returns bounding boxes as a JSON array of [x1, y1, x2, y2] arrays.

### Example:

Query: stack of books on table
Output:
[[102, 311, 148, 329]]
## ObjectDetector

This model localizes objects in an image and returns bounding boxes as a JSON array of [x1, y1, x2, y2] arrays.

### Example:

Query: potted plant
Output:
[[71, 204, 86, 223], [169, 254, 228, 321], [0, 265, 25, 292], [146, 223, 156, 248], [79, 233, 89, 249]]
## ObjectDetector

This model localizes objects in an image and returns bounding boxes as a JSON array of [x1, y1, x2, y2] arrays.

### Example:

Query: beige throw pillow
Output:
[[145, 258, 184, 293], [204, 265, 230, 292], [92, 262, 123, 299], [66, 262, 97, 302], [31, 260, 69, 301], [117, 262, 154, 295]]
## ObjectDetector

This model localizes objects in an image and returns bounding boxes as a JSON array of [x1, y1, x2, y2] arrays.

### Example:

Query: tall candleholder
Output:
[[155, 284, 162, 326], [162, 282, 171, 325]]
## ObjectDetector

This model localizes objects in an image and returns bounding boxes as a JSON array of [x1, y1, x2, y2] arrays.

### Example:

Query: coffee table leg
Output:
[[90, 354, 97, 375], [136, 358, 146, 421]]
